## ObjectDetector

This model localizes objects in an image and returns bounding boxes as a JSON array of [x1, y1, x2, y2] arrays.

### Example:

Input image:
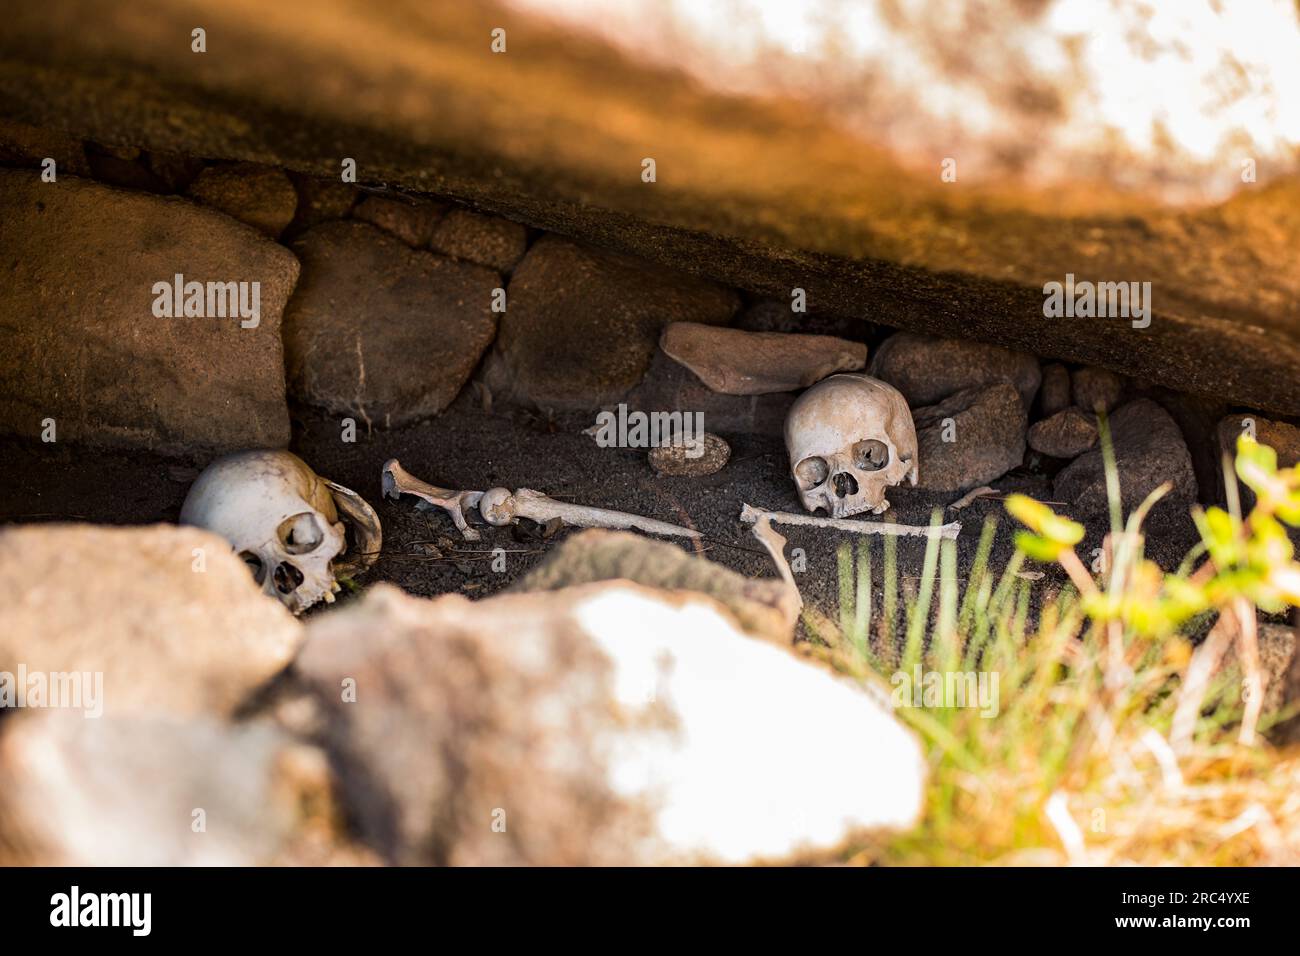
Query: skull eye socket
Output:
[[794, 456, 830, 489], [278, 512, 325, 554], [238, 550, 267, 585], [853, 439, 890, 472]]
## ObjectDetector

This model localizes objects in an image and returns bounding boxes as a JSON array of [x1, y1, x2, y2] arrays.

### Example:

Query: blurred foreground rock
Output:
[[295, 581, 923, 864], [0, 524, 302, 718], [0, 713, 350, 865]]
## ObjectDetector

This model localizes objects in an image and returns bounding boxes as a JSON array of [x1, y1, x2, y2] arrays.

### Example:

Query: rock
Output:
[[647, 432, 731, 477], [288, 173, 358, 231], [84, 142, 168, 192], [1039, 362, 1072, 417], [429, 208, 528, 272], [282, 221, 500, 427], [623, 351, 794, 436], [1054, 399, 1197, 517], [488, 236, 738, 409], [144, 149, 205, 192], [353, 194, 446, 247], [1217, 414, 1300, 468], [1072, 366, 1126, 413], [1027, 407, 1098, 459], [912, 383, 1027, 491], [869, 332, 1042, 409], [660, 322, 867, 395], [295, 582, 923, 864], [0, 524, 302, 718], [187, 162, 298, 239], [0, 713, 346, 865], [0, 169, 297, 455], [0, 117, 89, 175], [516, 529, 794, 643]]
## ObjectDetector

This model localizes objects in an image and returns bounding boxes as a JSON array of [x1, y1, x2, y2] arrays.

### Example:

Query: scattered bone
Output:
[[785, 373, 918, 518], [740, 504, 960, 540], [479, 487, 701, 539], [948, 486, 996, 511], [381, 459, 484, 541], [745, 509, 803, 611]]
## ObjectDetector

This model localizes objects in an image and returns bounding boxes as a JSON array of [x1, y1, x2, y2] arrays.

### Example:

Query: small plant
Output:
[[809, 426, 1300, 866]]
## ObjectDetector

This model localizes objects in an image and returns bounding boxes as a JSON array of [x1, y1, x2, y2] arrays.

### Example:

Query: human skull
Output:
[[785, 373, 918, 517], [180, 450, 382, 615]]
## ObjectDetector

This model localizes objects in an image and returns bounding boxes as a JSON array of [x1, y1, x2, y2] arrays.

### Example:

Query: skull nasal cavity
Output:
[[273, 561, 305, 594], [832, 472, 859, 498]]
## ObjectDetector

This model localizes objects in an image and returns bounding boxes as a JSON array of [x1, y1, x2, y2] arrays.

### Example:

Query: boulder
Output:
[[429, 208, 529, 272], [294, 582, 923, 864], [870, 332, 1041, 409], [1028, 407, 1099, 459], [1038, 362, 1072, 418], [660, 322, 867, 395], [353, 194, 446, 247], [515, 529, 794, 644], [0, 713, 345, 865], [1217, 414, 1300, 469], [0, 169, 297, 456], [1072, 366, 1126, 413], [0, 524, 302, 718], [488, 236, 738, 409], [1054, 399, 1197, 517], [0, 117, 89, 175], [913, 383, 1027, 491], [187, 162, 298, 238], [623, 350, 794, 437], [282, 221, 500, 427], [288, 174, 358, 231]]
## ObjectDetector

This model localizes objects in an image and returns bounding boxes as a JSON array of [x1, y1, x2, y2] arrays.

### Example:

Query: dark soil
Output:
[[0, 388, 1204, 630]]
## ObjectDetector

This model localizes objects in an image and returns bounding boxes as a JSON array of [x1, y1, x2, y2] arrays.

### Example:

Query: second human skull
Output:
[[785, 373, 918, 518]]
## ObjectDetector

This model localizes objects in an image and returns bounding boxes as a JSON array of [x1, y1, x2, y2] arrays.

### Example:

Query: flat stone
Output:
[[0, 169, 297, 456], [647, 431, 731, 477], [623, 350, 794, 436], [429, 208, 528, 271], [0, 713, 344, 865], [515, 529, 793, 644], [353, 194, 445, 247], [912, 383, 1027, 491], [1072, 366, 1126, 413], [282, 221, 500, 428], [869, 332, 1042, 409], [1054, 399, 1197, 518], [1039, 362, 1072, 417], [489, 236, 738, 409], [187, 162, 298, 238], [1028, 407, 1098, 459], [0, 524, 302, 718], [660, 322, 867, 395], [295, 581, 923, 864]]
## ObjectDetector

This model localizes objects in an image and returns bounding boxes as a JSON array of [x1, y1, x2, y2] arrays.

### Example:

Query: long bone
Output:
[[479, 487, 702, 539], [382, 459, 485, 541], [740, 503, 960, 540]]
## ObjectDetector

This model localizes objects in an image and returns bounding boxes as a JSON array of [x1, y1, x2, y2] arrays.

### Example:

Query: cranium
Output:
[[785, 373, 918, 517], [180, 450, 382, 615]]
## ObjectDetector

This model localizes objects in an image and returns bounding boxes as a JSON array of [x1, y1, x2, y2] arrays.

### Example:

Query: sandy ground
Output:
[[0, 390, 1204, 633]]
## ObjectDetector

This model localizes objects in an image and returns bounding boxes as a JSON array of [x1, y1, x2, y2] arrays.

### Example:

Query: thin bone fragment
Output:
[[740, 503, 960, 540], [382, 459, 484, 541], [480, 487, 701, 539], [747, 510, 803, 610], [947, 485, 996, 511]]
